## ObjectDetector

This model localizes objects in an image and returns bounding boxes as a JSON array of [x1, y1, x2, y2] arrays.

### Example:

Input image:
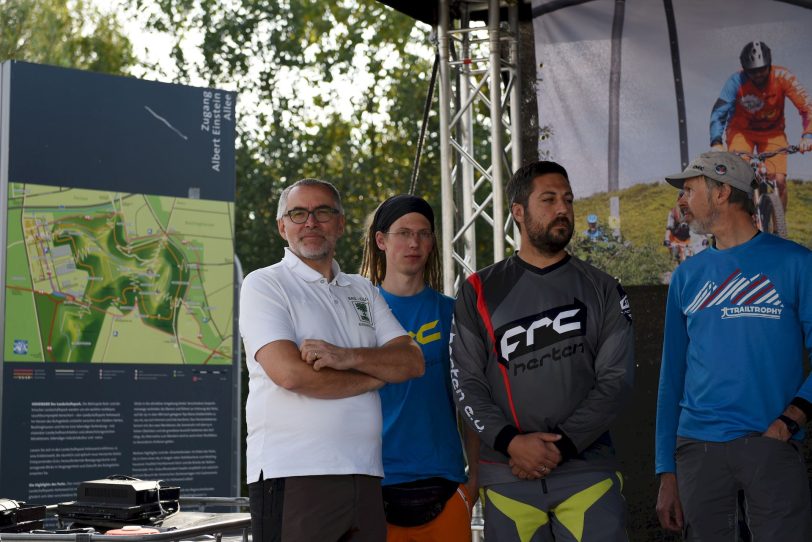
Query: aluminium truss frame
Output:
[[436, 0, 524, 295]]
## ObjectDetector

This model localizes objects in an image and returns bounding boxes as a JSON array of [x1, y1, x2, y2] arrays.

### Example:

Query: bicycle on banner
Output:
[[664, 217, 695, 263], [732, 145, 799, 238], [664, 195, 710, 264]]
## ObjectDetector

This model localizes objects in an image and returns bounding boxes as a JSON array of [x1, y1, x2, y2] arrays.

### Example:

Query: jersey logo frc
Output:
[[494, 300, 587, 365], [686, 269, 783, 320]]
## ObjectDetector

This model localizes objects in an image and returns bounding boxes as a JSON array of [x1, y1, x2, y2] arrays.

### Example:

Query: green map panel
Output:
[[5, 183, 235, 364]]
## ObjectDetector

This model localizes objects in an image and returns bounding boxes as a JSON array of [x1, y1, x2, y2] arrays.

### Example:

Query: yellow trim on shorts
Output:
[[552, 477, 614, 541], [486, 488, 550, 542], [486, 474, 620, 542]]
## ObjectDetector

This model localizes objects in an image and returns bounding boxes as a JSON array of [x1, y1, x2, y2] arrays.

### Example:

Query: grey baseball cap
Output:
[[665, 151, 756, 195]]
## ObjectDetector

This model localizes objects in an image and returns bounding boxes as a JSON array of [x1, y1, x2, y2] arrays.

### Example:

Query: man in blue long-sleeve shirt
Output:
[[654, 151, 812, 541]]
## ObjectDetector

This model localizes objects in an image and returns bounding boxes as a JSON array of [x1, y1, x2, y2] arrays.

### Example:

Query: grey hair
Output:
[[276, 178, 344, 219], [703, 176, 755, 215]]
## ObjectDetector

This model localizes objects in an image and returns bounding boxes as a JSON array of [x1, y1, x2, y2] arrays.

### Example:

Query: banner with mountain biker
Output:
[[710, 41, 812, 211]]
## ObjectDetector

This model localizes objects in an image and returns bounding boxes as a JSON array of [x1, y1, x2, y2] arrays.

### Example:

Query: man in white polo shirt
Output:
[[239, 178, 425, 541]]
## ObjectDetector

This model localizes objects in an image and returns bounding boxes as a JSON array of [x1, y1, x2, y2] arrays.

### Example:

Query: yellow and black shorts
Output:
[[481, 470, 627, 542]]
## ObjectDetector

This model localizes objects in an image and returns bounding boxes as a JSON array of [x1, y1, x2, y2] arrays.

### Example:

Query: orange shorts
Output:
[[727, 130, 789, 176], [386, 483, 473, 542]]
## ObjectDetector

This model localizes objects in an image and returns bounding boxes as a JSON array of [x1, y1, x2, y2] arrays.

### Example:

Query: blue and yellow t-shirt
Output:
[[378, 286, 466, 486]]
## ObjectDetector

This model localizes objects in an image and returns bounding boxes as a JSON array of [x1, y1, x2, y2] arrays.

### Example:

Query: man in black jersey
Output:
[[450, 161, 635, 541]]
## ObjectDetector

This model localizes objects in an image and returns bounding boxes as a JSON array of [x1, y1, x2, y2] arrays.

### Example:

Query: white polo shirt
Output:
[[239, 248, 407, 483]]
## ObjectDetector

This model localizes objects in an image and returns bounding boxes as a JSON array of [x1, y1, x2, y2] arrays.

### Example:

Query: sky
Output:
[[98, 1, 432, 129]]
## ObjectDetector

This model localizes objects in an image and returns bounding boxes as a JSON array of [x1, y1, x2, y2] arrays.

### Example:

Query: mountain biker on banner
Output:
[[710, 41, 812, 211], [664, 193, 709, 263], [583, 214, 606, 241]]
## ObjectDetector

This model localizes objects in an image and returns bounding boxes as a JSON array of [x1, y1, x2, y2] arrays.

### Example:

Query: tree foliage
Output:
[[0, 0, 135, 74], [131, 0, 439, 275]]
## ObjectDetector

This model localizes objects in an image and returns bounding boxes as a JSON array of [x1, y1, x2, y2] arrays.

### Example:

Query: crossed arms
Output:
[[255, 335, 424, 400]]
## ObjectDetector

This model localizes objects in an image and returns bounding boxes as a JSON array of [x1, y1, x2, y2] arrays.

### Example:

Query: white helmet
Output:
[[740, 41, 771, 70]]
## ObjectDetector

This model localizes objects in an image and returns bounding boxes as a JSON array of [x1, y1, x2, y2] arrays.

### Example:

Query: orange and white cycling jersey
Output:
[[710, 65, 812, 146]]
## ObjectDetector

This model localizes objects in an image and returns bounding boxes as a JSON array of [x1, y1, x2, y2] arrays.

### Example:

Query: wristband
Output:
[[790, 397, 812, 420], [778, 414, 801, 436], [802, 133, 812, 140]]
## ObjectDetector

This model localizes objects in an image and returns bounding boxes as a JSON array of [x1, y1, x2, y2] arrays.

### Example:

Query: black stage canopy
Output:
[[376, 0, 533, 26]]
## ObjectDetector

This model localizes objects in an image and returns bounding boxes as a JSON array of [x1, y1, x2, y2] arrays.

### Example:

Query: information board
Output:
[[0, 61, 238, 503]]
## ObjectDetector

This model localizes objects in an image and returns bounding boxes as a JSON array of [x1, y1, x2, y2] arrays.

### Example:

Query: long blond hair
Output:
[[359, 196, 442, 290]]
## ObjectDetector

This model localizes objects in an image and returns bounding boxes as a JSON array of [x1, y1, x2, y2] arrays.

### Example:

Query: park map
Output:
[[5, 183, 234, 365]]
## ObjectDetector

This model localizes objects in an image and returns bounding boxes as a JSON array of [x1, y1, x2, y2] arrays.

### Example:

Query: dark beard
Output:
[[527, 217, 573, 254]]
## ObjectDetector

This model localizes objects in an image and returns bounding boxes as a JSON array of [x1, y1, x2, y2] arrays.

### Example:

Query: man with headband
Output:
[[360, 194, 479, 542], [451, 161, 635, 541], [240, 179, 424, 541]]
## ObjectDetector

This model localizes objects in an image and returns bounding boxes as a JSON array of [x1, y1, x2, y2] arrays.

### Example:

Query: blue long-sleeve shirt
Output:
[[655, 233, 812, 474]]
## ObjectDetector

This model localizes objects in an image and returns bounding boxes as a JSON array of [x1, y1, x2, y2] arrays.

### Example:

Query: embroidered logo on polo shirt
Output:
[[349, 296, 373, 327], [685, 269, 783, 320]]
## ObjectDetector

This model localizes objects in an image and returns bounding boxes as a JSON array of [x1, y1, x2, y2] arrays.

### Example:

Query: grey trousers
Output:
[[675, 435, 812, 541]]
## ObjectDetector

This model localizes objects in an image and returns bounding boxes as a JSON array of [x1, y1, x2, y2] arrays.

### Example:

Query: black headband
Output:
[[373, 195, 435, 232]]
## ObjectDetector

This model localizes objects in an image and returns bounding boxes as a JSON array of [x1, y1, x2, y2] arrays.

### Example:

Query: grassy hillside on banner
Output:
[[568, 179, 812, 285]]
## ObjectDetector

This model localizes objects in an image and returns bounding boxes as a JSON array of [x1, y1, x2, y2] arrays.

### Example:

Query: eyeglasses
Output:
[[384, 229, 434, 242], [284, 206, 340, 224]]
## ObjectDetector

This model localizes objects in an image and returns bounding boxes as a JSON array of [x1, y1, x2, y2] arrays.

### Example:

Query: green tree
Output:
[[0, 0, 135, 74], [130, 0, 439, 274]]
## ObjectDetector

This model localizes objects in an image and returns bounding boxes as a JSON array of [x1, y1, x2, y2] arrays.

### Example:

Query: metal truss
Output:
[[437, 0, 523, 295]]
